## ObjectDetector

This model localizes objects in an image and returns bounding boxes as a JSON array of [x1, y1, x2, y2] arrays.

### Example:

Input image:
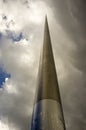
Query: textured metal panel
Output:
[[31, 99, 65, 130]]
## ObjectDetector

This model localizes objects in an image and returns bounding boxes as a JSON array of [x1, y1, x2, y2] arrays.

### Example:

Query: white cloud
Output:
[[0, 121, 12, 130], [0, 1, 54, 129], [0, 1, 41, 130], [4, 79, 18, 94], [0, 0, 52, 33]]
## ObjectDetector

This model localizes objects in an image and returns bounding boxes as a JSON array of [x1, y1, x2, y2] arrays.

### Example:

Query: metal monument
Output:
[[31, 16, 66, 130]]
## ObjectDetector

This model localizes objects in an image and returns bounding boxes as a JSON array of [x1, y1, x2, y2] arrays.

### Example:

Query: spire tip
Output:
[[45, 14, 48, 21]]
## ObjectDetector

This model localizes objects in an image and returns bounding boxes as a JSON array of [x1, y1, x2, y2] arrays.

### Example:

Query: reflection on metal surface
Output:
[[31, 100, 64, 130]]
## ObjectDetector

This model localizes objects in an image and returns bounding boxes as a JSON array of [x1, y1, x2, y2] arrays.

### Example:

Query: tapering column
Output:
[[31, 16, 66, 130]]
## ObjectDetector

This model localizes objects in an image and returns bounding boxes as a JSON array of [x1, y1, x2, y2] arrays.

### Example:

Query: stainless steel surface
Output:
[[35, 17, 61, 103], [31, 17, 66, 130], [32, 99, 65, 130]]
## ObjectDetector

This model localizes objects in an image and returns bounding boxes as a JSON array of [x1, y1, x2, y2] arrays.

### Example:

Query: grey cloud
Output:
[[45, 0, 86, 70], [45, 1, 86, 130], [0, 34, 38, 130], [35, 0, 86, 130]]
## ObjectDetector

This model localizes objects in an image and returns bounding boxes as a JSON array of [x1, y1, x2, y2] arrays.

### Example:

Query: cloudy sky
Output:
[[0, 0, 86, 130]]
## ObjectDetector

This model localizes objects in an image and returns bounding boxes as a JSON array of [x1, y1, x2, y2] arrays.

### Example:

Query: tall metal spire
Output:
[[31, 16, 66, 130]]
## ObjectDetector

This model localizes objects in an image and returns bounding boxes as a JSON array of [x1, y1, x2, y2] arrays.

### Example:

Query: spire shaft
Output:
[[31, 16, 66, 130], [35, 16, 61, 102]]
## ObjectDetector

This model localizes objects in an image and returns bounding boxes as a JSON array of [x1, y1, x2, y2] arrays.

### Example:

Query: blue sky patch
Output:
[[0, 67, 11, 88], [0, 31, 24, 42], [0, 30, 24, 42], [10, 32, 23, 42], [6, 31, 24, 42], [16, 33, 23, 42]]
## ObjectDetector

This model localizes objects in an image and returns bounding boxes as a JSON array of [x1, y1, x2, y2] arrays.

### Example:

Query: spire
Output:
[[31, 16, 66, 130], [35, 16, 61, 103]]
